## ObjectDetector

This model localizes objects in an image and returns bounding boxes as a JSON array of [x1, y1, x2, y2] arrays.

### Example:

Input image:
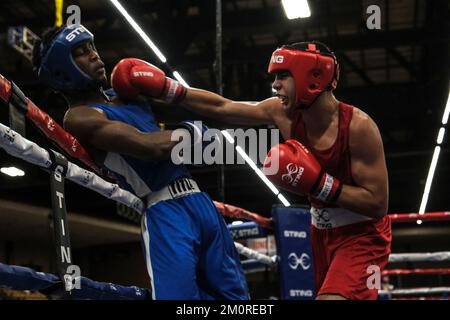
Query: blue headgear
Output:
[[38, 24, 99, 91]]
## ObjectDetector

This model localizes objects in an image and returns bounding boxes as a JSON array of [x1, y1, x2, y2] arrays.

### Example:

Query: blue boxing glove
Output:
[[171, 120, 221, 165]]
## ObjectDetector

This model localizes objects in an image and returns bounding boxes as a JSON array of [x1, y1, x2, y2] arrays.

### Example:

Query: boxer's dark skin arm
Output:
[[63, 106, 177, 161], [334, 110, 388, 219]]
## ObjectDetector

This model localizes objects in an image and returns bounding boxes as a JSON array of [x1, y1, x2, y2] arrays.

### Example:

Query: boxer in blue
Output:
[[32, 24, 248, 300]]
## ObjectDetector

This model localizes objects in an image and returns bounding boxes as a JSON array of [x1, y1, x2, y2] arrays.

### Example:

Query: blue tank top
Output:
[[88, 98, 191, 197]]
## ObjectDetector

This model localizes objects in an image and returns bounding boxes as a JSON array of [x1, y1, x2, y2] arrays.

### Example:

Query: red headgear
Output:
[[268, 42, 339, 109]]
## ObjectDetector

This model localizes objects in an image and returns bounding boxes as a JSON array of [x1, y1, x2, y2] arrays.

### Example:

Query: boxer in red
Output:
[[111, 41, 392, 300]]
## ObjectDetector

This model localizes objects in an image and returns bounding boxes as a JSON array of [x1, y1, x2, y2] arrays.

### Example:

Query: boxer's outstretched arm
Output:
[[336, 112, 389, 219], [181, 88, 277, 126], [64, 106, 176, 161], [111, 58, 278, 126]]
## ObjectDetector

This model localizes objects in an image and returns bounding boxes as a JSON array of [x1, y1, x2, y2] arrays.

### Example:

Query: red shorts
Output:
[[311, 215, 392, 300]]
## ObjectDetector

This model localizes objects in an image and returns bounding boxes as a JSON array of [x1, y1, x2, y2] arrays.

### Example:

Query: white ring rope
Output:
[[235, 249, 450, 268], [0, 122, 145, 214], [380, 287, 450, 296], [389, 251, 450, 263], [236, 249, 450, 269], [235, 249, 450, 269], [234, 242, 277, 267]]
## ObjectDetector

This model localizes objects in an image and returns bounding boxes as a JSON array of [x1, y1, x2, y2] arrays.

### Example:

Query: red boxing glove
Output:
[[111, 58, 187, 103], [263, 140, 342, 203]]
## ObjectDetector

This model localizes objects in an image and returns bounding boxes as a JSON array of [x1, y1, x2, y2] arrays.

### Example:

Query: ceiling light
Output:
[[419, 146, 441, 213], [282, 0, 311, 19], [1, 166, 25, 177], [109, 0, 167, 63]]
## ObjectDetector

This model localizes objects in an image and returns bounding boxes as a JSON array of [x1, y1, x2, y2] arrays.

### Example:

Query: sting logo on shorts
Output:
[[314, 209, 331, 222]]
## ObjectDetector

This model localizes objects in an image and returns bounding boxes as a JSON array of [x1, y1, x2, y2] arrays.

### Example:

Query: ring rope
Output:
[[380, 287, 450, 296], [0, 122, 145, 214], [234, 242, 277, 267], [388, 251, 450, 263], [383, 268, 450, 276], [214, 201, 272, 229], [390, 212, 450, 223]]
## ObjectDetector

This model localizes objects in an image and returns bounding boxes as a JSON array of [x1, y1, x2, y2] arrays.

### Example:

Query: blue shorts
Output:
[[141, 192, 249, 300]]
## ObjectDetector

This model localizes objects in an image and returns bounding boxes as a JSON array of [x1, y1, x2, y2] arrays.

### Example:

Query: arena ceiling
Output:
[[0, 0, 449, 232]]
